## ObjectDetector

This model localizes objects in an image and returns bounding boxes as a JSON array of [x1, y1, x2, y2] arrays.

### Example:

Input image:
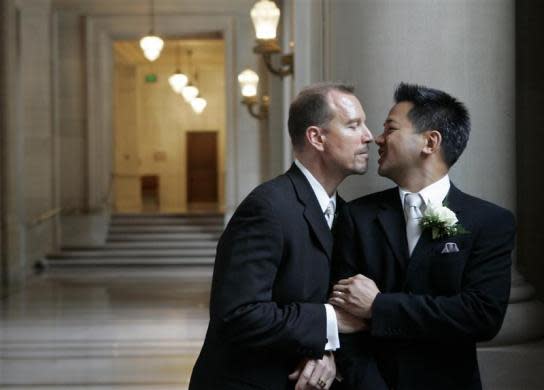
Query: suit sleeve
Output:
[[371, 208, 516, 342], [210, 192, 327, 358], [332, 205, 388, 389]]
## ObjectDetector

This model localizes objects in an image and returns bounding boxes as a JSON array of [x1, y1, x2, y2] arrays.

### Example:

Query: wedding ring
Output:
[[317, 378, 326, 388]]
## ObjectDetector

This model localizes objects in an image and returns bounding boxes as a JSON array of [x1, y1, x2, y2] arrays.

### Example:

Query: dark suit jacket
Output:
[[332, 184, 516, 390], [189, 164, 342, 390]]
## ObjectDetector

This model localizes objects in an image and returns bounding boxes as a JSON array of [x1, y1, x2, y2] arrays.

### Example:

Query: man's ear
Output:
[[422, 130, 442, 155], [306, 126, 326, 151]]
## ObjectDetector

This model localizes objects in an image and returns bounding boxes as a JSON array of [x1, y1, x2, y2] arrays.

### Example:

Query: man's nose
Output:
[[362, 126, 374, 143]]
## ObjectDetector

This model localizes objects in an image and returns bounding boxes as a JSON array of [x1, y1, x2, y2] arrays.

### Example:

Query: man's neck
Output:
[[395, 166, 449, 193], [295, 155, 342, 197]]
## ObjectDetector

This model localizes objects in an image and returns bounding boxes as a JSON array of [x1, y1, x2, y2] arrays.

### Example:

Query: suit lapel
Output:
[[442, 183, 465, 216], [331, 195, 345, 233], [286, 164, 333, 260], [407, 228, 433, 273], [376, 189, 409, 268]]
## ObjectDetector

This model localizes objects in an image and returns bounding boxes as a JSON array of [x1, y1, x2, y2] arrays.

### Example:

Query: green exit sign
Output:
[[145, 73, 157, 83]]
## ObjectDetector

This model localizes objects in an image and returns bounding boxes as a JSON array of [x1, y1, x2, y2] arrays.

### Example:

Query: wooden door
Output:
[[186, 131, 218, 205]]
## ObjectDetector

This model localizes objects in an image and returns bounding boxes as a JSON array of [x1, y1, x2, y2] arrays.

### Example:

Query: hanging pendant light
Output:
[[191, 96, 207, 114], [182, 84, 199, 102], [169, 72, 188, 93], [139, 0, 164, 62], [181, 50, 199, 102], [168, 42, 188, 93]]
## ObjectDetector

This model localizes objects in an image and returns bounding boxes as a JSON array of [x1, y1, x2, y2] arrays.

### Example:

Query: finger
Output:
[[321, 354, 336, 381], [295, 360, 316, 390], [336, 278, 352, 285], [288, 367, 301, 380], [328, 297, 347, 307], [330, 290, 345, 298], [329, 292, 347, 303], [289, 358, 308, 381], [307, 360, 325, 389], [332, 284, 350, 293]]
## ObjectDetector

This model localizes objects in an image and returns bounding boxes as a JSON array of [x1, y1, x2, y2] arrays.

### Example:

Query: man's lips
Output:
[[377, 149, 385, 164]]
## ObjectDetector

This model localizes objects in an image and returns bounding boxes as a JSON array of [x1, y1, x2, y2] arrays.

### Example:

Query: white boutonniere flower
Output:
[[420, 203, 468, 240]]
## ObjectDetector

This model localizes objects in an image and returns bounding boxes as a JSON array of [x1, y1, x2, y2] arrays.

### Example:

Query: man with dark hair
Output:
[[189, 82, 373, 390], [330, 83, 515, 389]]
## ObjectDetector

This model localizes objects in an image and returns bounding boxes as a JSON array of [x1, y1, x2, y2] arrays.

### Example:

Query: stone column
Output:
[[17, 0, 56, 264], [1, 0, 56, 293], [2, 0, 27, 294], [516, 1, 544, 302], [319, 0, 544, 385], [0, 0, 7, 296]]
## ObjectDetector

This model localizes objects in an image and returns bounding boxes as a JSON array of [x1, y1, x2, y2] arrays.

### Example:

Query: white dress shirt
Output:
[[294, 159, 340, 351], [399, 174, 451, 246]]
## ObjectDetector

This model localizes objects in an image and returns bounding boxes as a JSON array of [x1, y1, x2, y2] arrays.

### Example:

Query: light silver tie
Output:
[[404, 193, 423, 256], [324, 200, 335, 230]]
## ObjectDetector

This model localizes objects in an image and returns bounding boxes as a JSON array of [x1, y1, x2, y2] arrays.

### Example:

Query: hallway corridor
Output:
[[0, 267, 212, 389]]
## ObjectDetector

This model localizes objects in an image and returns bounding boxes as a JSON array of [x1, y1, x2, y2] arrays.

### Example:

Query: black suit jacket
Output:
[[189, 164, 342, 390], [333, 184, 516, 390]]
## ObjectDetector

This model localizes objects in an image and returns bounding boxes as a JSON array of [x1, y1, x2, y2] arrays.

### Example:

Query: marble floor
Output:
[[1, 265, 543, 389], [0, 266, 213, 389]]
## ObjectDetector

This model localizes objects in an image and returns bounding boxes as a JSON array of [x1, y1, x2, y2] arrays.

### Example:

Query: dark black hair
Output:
[[394, 82, 470, 167], [288, 82, 355, 150]]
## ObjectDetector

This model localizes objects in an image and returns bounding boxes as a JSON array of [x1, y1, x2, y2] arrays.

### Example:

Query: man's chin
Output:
[[352, 165, 369, 175]]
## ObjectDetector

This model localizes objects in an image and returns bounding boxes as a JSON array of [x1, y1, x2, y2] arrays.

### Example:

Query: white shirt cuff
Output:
[[324, 303, 340, 351]]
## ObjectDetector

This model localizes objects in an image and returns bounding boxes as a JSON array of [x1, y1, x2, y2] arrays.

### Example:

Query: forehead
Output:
[[327, 90, 365, 119], [386, 101, 414, 125]]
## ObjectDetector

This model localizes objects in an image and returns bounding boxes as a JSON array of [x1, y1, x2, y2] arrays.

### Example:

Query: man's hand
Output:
[[334, 306, 368, 333], [329, 274, 380, 319], [288, 353, 336, 389]]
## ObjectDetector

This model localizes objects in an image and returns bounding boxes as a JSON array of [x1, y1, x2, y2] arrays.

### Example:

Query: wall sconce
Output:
[[238, 69, 269, 120], [250, 0, 293, 78]]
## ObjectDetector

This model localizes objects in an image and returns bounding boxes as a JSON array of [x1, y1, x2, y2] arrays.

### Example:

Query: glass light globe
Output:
[[168, 72, 188, 93], [238, 69, 259, 97], [182, 84, 199, 102], [250, 0, 280, 40], [139, 35, 164, 61], [191, 97, 207, 114]]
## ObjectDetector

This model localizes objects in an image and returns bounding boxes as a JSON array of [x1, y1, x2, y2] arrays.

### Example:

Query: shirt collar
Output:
[[294, 159, 337, 213], [398, 174, 450, 209]]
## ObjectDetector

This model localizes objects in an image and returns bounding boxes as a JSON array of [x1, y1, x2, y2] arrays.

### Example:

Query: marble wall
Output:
[[326, 0, 516, 214]]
